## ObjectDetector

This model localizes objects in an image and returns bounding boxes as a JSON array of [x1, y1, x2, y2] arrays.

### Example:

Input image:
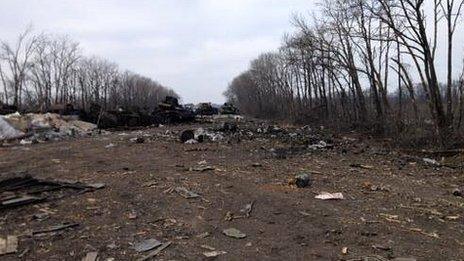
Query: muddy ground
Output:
[[0, 119, 463, 261]]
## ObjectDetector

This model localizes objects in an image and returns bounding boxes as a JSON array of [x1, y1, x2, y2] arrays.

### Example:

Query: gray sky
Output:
[[0, 0, 315, 103]]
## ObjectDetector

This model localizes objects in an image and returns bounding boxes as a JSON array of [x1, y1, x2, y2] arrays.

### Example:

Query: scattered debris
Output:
[[133, 239, 162, 253], [0, 235, 18, 256], [137, 242, 171, 261], [315, 192, 344, 200], [222, 228, 246, 239], [82, 251, 98, 261], [203, 251, 227, 257], [0, 174, 105, 210], [175, 187, 200, 199], [32, 223, 79, 235]]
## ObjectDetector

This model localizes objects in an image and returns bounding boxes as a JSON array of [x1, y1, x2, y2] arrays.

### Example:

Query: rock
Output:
[[295, 173, 311, 188], [392, 258, 417, 261], [222, 228, 246, 239]]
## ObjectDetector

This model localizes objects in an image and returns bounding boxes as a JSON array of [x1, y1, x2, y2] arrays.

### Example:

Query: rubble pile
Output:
[[0, 112, 97, 144]]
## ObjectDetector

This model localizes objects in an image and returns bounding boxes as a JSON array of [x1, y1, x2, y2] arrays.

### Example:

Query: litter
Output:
[[315, 192, 344, 200], [222, 228, 246, 239]]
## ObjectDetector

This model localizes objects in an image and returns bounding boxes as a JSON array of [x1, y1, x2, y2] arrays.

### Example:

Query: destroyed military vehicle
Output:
[[152, 96, 195, 124], [82, 104, 154, 129], [195, 102, 219, 116], [220, 103, 239, 115]]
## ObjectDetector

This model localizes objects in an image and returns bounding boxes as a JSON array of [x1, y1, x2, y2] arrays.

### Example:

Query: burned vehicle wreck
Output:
[[152, 96, 195, 124]]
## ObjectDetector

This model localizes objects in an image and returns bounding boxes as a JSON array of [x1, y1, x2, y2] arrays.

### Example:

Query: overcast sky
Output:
[[0, 0, 315, 103]]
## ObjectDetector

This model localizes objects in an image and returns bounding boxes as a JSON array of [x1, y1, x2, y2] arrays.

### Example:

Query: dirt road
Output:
[[0, 121, 463, 260]]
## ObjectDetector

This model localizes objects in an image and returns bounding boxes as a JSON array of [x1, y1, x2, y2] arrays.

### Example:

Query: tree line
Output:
[[225, 0, 464, 147], [0, 28, 177, 112]]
